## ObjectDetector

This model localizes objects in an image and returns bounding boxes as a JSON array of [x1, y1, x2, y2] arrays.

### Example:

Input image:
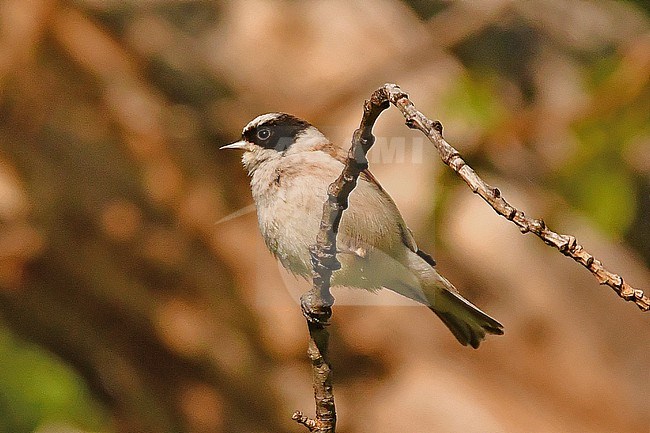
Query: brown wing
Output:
[[362, 170, 437, 266], [359, 169, 420, 254], [316, 141, 434, 260]]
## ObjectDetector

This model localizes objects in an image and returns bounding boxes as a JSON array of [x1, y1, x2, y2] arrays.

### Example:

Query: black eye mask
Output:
[[243, 114, 311, 152]]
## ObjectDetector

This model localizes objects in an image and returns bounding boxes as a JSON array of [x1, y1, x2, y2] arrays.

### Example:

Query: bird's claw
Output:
[[300, 291, 332, 327]]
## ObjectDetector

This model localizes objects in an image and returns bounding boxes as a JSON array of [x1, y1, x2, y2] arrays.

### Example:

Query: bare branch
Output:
[[295, 82, 647, 431], [379, 83, 649, 312], [293, 90, 390, 432]]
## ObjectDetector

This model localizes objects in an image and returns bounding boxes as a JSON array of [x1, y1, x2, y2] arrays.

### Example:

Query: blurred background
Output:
[[0, 0, 648, 432]]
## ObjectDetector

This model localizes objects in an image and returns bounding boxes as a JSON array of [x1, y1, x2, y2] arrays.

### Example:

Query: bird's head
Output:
[[221, 113, 329, 174]]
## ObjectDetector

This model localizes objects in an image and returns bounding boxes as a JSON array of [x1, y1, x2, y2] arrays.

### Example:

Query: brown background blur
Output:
[[0, 1, 648, 433]]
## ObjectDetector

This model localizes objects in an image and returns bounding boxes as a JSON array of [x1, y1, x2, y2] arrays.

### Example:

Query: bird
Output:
[[221, 112, 503, 348]]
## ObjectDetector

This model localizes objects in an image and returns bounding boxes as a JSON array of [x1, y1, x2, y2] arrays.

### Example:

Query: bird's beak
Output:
[[220, 140, 248, 150]]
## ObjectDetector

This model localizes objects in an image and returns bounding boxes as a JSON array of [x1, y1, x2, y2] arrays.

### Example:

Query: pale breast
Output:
[[250, 150, 410, 278]]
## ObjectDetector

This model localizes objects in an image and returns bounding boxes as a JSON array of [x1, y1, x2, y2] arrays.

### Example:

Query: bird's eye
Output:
[[257, 128, 271, 140]]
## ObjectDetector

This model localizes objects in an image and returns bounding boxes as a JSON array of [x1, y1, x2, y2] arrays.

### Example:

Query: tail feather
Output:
[[382, 249, 503, 349], [430, 288, 503, 349], [435, 311, 475, 347]]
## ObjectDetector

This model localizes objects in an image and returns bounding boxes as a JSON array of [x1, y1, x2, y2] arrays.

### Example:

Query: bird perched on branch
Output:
[[222, 113, 503, 348]]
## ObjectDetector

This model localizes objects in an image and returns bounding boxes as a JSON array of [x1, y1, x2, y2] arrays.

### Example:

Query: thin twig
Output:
[[379, 83, 649, 312], [293, 91, 390, 432]]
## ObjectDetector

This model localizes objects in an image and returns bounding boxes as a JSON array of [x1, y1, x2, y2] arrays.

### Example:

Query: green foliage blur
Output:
[[0, 325, 107, 433], [439, 18, 650, 254]]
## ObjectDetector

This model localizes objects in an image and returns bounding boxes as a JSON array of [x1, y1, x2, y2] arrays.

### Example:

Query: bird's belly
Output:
[[256, 191, 322, 277]]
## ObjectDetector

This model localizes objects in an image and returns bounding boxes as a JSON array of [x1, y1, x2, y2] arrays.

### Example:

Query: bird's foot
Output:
[[300, 290, 333, 327]]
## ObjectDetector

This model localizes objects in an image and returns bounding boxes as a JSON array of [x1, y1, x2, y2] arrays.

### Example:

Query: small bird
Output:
[[222, 113, 503, 348]]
